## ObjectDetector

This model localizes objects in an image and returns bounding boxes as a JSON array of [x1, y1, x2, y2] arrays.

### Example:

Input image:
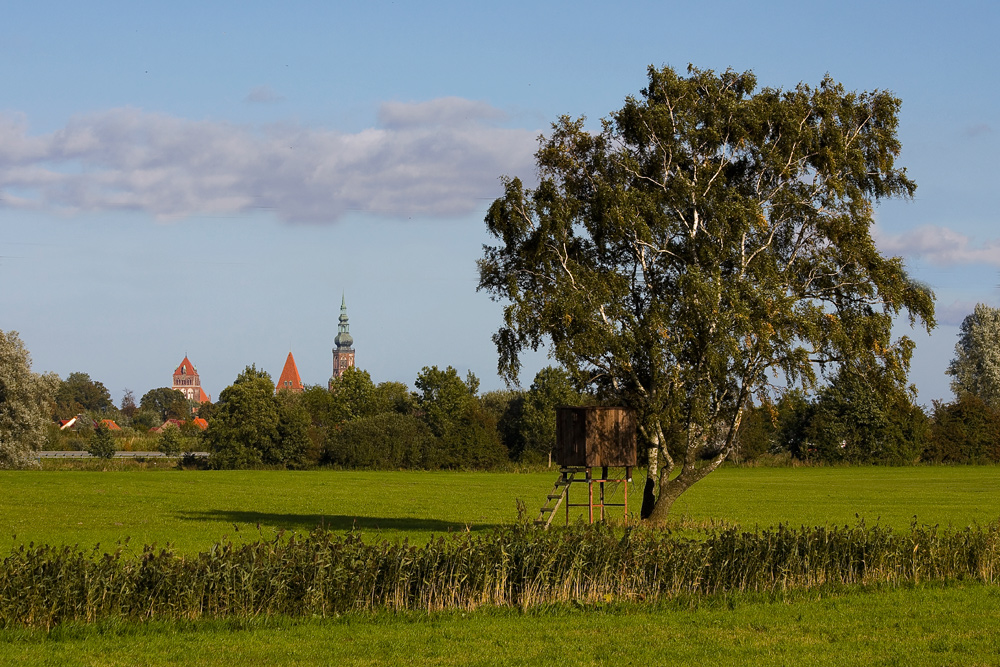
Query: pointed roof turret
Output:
[[174, 356, 196, 376], [276, 351, 304, 393], [334, 293, 353, 350]]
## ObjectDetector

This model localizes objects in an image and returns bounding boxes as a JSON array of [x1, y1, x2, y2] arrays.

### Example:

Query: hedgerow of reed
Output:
[[4, 520, 1000, 629]]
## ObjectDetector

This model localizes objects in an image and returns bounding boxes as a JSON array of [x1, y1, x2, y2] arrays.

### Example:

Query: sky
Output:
[[1, 0, 998, 407]]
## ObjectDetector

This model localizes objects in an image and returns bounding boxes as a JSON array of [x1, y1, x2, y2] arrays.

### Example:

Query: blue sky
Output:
[[1, 1, 998, 406]]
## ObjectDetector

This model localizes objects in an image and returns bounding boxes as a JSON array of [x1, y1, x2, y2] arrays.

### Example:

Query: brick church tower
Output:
[[329, 294, 355, 387], [172, 356, 210, 403]]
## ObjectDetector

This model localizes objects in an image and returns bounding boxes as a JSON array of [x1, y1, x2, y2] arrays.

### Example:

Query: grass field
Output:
[[4, 465, 1000, 665], [4, 466, 1000, 553], [4, 584, 1000, 666]]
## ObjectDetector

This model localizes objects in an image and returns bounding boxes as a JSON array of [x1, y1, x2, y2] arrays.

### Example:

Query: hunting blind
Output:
[[535, 406, 637, 529]]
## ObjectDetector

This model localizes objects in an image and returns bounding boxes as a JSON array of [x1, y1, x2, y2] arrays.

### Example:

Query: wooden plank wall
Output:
[[556, 407, 637, 467]]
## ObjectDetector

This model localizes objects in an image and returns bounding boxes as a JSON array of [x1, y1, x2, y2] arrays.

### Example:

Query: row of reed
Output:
[[3, 520, 999, 628]]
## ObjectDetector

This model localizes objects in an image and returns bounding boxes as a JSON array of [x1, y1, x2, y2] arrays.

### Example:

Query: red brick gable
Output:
[[173, 356, 197, 378], [276, 352, 304, 393]]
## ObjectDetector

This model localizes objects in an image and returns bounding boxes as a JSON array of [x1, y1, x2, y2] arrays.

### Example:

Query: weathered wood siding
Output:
[[555, 406, 637, 467]]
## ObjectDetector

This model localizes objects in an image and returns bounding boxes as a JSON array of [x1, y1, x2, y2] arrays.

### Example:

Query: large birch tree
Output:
[[478, 65, 934, 522]]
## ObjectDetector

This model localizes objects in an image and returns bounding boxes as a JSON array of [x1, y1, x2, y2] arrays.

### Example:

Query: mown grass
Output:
[[4, 466, 1000, 554], [5, 466, 1000, 664], [3, 583, 1000, 666]]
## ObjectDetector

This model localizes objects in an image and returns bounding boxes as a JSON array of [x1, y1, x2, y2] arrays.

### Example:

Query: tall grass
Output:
[[4, 519, 1000, 629]]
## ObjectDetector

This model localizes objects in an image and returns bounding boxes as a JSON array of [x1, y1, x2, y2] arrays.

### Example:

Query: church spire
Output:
[[330, 293, 356, 386], [334, 293, 353, 350]]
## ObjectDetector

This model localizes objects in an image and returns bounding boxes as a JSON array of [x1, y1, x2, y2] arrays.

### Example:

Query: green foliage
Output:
[[158, 426, 182, 457], [925, 394, 1000, 463], [194, 400, 217, 421], [414, 366, 507, 467], [87, 425, 116, 459], [119, 388, 138, 421], [324, 412, 437, 468], [0, 330, 55, 469], [139, 387, 190, 422], [732, 403, 776, 463], [479, 65, 934, 519], [205, 366, 306, 469], [948, 303, 1000, 409], [517, 366, 587, 462], [129, 409, 159, 432], [799, 369, 927, 464], [414, 366, 478, 438], [480, 388, 526, 457], [53, 372, 112, 418], [327, 367, 378, 421]]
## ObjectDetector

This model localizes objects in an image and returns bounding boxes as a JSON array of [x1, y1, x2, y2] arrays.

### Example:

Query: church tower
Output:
[[276, 351, 304, 393], [329, 294, 355, 386]]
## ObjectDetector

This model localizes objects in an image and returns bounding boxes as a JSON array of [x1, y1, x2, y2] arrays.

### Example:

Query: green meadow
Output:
[[4, 466, 1000, 553], [4, 466, 1000, 665]]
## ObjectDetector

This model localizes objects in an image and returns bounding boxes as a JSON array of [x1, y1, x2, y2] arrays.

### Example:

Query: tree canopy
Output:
[[53, 372, 112, 418], [0, 331, 56, 469], [478, 65, 934, 521], [205, 365, 308, 469], [140, 387, 191, 422], [947, 303, 1000, 409]]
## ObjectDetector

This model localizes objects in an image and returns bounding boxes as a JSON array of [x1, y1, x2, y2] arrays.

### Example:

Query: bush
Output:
[[87, 425, 116, 459], [325, 413, 437, 468], [158, 427, 182, 457], [925, 394, 1000, 463]]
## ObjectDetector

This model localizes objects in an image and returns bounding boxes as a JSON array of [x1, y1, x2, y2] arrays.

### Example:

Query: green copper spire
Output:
[[334, 293, 353, 350]]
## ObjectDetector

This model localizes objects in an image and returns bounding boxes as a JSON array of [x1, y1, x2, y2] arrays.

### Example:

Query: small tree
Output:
[[88, 424, 117, 459], [158, 425, 182, 457], [120, 389, 138, 421]]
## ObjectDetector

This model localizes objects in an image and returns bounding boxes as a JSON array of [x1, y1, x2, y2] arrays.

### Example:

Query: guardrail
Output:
[[37, 451, 209, 459]]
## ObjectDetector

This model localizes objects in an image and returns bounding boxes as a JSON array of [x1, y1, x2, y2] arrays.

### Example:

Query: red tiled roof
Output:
[[191, 417, 208, 430], [275, 352, 304, 393], [100, 419, 121, 430], [174, 356, 198, 377], [198, 387, 210, 403]]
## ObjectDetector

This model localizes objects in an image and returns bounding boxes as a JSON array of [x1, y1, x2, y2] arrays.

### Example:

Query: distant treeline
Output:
[[46, 363, 1000, 470]]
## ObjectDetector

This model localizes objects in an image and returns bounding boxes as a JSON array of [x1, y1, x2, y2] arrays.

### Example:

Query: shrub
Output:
[[87, 425, 116, 459], [325, 413, 437, 468]]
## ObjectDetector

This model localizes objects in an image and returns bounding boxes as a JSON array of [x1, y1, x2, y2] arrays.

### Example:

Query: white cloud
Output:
[[934, 299, 989, 327], [876, 225, 1000, 267], [0, 99, 538, 223], [245, 85, 284, 104]]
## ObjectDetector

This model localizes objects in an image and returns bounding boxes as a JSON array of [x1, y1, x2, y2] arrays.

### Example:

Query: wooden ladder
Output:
[[535, 467, 585, 528]]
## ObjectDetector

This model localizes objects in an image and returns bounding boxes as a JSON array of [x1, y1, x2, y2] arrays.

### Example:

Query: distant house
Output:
[[150, 419, 186, 433], [58, 415, 105, 431], [276, 352, 304, 393], [172, 356, 211, 404], [151, 418, 208, 433]]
